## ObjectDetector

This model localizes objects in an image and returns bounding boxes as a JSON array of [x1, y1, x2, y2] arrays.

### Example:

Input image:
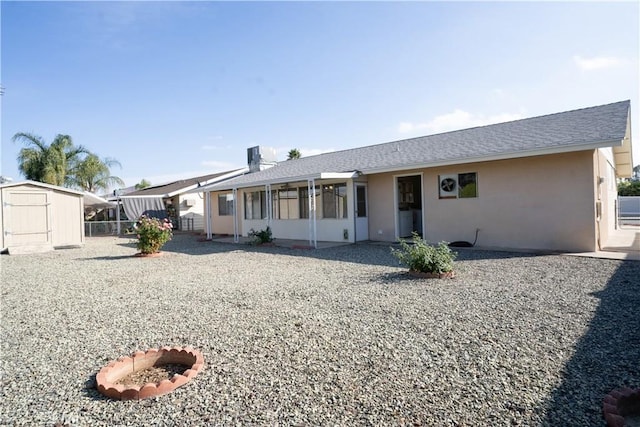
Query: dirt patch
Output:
[[114, 363, 188, 386]]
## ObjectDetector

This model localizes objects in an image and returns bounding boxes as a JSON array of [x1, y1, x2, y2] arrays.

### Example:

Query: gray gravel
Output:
[[1, 233, 638, 426]]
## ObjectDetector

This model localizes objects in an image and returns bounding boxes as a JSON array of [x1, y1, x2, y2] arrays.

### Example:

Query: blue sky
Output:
[[2, 1, 639, 190]]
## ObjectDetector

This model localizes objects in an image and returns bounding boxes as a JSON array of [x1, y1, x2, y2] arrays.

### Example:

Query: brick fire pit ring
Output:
[[603, 387, 640, 427], [96, 346, 204, 400]]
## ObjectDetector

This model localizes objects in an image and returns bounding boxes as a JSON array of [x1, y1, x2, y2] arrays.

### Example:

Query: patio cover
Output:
[[83, 192, 117, 208], [121, 196, 166, 220]]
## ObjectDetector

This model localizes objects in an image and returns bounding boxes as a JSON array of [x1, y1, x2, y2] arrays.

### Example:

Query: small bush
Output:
[[248, 226, 274, 245], [135, 215, 173, 254], [618, 180, 640, 196], [391, 232, 456, 274]]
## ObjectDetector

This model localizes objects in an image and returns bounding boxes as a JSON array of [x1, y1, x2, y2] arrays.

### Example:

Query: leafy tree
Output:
[[618, 180, 640, 196], [13, 132, 89, 186], [70, 154, 125, 193], [135, 179, 152, 190], [287, 148, 301, 160]]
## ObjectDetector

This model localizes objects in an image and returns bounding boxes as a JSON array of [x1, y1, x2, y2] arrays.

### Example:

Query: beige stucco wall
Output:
[[368, 151, 598, 252], [177, 193, 205, 231], [367, 174, 397, 241], [208, 191, 236, 235], [595, 148, 619, 249]]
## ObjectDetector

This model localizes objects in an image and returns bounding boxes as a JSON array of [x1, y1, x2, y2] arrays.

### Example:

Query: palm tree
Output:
[[70, 154, 125, 193], [287, 148, 301, 160], [135, 179, 151, 190], [13, 132, 89, 186]]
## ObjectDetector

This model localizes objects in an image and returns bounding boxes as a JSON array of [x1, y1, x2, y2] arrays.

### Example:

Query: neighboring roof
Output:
[[83, 192, 117, 208], [206, 100, 632, 190], [123, 169, 246, 198], [0, 180, 84, 196]]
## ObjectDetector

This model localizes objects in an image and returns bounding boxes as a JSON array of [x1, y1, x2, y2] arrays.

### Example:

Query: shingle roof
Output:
[[209, 100, 631, 190], [125, 171, 231, 197]]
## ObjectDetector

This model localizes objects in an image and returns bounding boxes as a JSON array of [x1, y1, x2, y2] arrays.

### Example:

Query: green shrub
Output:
[[135, 215, 173, 254], [618, 180, 640, 196], [391, 232, 456, 274], [248, 226, 274, 245]]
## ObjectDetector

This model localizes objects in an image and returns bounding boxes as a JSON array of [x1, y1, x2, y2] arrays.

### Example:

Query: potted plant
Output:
[[391, 232, 456, 278], [135, 215, 173, 256]]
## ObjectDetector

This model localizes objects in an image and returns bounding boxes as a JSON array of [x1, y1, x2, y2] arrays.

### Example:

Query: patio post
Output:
[[308, 179, 317, 248], [233, 188, 239, 243]]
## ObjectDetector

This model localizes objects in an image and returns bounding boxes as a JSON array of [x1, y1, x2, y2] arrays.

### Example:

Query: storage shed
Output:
[[0, 181, 85, 254]]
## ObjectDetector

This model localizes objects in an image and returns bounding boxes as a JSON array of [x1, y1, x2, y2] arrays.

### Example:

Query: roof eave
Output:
[[612, 111, 633, 178], [185, 167, 251, 194], [0, 180, 85, 196], [204, 171, 359, 192], [361, 140, 625, 175], [118, 195, 165, 199]]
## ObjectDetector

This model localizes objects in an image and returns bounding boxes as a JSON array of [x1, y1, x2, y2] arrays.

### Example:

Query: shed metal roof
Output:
[[206, 100, 631, 190], [0, 180, 85, 196]]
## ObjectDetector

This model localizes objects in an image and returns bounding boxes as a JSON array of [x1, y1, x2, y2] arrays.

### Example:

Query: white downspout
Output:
[[353, 181, 357, 243], [266, 184, 272, 227], [233, 188, 239, 243], [308, 179, 317, 248], [205, 191, 212, 240], [116, 192, 121, 235]]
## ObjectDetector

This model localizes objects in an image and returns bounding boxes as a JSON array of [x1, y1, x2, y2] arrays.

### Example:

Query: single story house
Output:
[[119, 169, 247, 231], [199, 100, 633, 253], [0, 181, 86, 254]]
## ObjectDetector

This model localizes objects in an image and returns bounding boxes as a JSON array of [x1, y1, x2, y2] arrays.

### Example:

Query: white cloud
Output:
[[398, 122, 418, 133], [573, 55, 625, 71], [398, 109, 524, 135], [201, 143, 235, 151], [491, 88, 507, 98]]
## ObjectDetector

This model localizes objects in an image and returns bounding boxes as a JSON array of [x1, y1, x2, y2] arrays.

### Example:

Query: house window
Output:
[[299, 186, 319, 219], [273, 189, 299, 219], [322, 183, 347, 219], [458, 173, 477, 198], [439, 173, 478, 199], [356, 186, 367, 217], [244, 190, 267, 219], [218, 193, 234, 216]]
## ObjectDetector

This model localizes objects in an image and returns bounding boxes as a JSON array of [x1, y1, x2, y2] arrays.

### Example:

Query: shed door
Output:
[[3, 190, 53, 254]]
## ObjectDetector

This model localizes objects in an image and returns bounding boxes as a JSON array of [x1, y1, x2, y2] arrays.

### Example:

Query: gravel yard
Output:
[[1, 233, 638, 426]]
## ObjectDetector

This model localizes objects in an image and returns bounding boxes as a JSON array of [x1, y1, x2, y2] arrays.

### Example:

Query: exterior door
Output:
[[3, 190, 53, 254], [355, 184, 369, 241], [395, 174, 424, 239]]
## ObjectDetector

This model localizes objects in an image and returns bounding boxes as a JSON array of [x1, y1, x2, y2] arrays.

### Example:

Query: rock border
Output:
[[96, 346, 205, 400], [603, 387, 640, 427]]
